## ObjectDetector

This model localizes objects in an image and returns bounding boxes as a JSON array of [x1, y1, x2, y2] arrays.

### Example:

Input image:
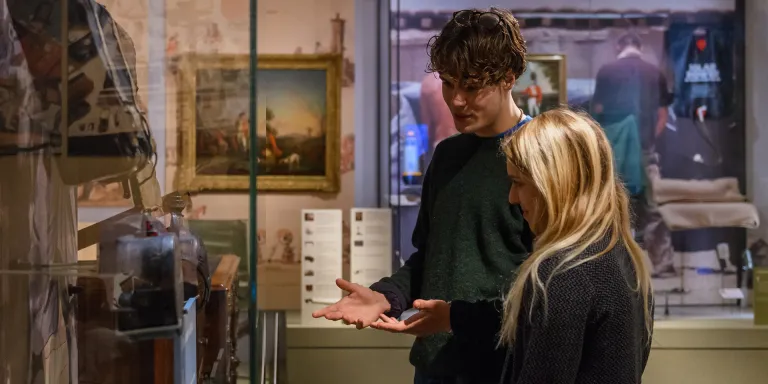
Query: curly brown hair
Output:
[[427, 8, 527, 89]]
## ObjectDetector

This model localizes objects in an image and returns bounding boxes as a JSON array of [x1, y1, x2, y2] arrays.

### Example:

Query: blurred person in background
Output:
[[592, 32, 675, 276]]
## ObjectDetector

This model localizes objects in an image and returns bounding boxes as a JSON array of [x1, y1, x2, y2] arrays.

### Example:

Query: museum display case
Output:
[[1, 0, 366, 382], [385, 0, 760, 313], [326, 1, 767, 383], [0, 0, 254, 382]]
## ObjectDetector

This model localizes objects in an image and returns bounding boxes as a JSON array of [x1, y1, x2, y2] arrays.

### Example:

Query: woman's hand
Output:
[[371, 299, 451, 337]]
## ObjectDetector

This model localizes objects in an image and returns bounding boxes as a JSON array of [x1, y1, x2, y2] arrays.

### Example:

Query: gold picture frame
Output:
[[175, 53, 342, 192], [513, 54, 567, 117]]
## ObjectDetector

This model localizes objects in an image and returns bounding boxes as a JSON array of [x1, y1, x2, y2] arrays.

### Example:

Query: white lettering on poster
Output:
[[684, 63, 721, 83]]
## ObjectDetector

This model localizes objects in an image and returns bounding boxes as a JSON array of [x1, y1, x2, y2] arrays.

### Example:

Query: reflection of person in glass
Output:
[[420, 72, 456, 150], [522, 72, 542, 116], [592, 32, 675, 276]]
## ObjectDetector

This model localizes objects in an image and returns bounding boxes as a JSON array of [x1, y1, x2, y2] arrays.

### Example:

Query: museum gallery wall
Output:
[[391, 0, 757, 306], [81, 0, 357, 306]]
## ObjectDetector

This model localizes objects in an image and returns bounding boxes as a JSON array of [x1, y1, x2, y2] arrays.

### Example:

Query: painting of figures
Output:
[[512, 54, 567, 117], [255, 69, 328, 177], [175, 53, 341, 192], [193, 64, 251, 176]]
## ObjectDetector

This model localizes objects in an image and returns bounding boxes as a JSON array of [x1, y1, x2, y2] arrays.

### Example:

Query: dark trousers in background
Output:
[[632, 149, 676, 277]]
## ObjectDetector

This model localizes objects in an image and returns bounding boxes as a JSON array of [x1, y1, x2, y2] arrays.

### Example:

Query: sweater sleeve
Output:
[[370, 156, 434, 318], [512, 264, 595, 384]]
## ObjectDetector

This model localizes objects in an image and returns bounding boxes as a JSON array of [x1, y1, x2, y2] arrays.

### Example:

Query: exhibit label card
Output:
[[300, 209, 343, 325], [754, 267, 768, 325], [349, 208, 393, 287]]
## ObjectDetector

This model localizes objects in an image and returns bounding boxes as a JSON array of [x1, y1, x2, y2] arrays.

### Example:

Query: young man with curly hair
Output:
[[314, 8, 532, 383]]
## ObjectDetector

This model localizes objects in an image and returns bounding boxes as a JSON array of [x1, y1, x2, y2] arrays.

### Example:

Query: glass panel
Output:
[[251, 1, 357, 382], [0, 0, 257, 382], [0, 265, 193, 383], [579, 0, 746, 314]]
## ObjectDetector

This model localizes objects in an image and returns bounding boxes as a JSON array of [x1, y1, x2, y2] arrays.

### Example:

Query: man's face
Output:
[[440, 75, 508, 135]]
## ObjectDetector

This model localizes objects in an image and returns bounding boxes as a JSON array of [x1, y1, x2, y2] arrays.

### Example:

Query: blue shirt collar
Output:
[[496, 115, 532, 138]]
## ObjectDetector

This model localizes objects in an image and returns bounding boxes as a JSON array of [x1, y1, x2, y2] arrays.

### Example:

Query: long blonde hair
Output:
[[499, 108, 653, 345]]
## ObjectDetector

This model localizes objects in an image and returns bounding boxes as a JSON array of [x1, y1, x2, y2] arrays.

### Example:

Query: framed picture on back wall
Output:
[[513, 54, 567, 117], [175, 53, 342, 192]]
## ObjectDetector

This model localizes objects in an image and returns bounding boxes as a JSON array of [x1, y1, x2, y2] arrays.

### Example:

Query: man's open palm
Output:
[[311, 278, 391, 329]]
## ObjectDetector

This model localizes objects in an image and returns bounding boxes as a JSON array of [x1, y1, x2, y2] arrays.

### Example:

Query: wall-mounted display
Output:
[[300, 209, 343, 325], [175, 53, 342, 192], [349, 208, 393, 287], [514, 54, 566, 117]]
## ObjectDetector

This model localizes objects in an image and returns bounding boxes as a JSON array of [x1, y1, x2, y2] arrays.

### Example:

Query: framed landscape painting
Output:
[[513, 54, 567, 117], [175, 53, 341, 192]]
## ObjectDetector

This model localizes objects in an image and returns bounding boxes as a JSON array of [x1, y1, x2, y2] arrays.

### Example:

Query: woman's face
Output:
[[507, 162, 541, 233]]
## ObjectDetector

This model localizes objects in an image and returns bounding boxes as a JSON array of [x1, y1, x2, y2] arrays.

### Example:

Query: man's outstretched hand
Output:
[[311, 278, 391, 329], [371, 299, 451, 337]]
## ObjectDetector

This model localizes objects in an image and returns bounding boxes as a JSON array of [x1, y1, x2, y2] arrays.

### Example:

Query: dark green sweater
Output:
[[371, 132, 533, 381]]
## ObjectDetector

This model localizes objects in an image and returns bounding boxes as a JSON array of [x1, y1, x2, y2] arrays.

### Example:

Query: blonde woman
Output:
[[374, 108, 654, 383]]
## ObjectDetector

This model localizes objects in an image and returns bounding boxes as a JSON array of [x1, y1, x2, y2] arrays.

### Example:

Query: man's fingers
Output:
[[413, 299, 437, 310], [324, 311, 345, 321], [401, 316, 429, 336], [335, 278, 359, 293], [359, 317, 378, 329], [341, 313, 360, 325], [379, 314, 398, 323], [312, 304, 338, 318], [371, 321, 407, 333]]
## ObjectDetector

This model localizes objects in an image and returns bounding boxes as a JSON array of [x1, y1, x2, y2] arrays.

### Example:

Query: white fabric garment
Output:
[[658, 202, 759, 231], [647, 164, 745, 204]]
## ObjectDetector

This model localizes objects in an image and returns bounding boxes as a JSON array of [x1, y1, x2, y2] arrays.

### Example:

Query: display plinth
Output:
[[281, 313, 768, 384]]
